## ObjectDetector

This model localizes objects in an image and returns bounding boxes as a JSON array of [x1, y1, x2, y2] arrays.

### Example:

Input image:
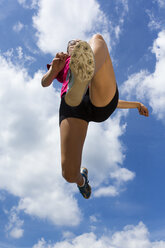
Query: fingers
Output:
[[139, 105, 149, 117], [52, 57, 60, 63], [55, 52, 69, 60]]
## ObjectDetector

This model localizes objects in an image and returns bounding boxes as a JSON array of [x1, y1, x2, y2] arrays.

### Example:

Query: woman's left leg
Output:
[[60, 117, 91, 199], [60, 118, 88, 186]]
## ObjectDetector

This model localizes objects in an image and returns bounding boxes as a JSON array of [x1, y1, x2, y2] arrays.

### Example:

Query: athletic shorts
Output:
[[59, 87, 119, 125]]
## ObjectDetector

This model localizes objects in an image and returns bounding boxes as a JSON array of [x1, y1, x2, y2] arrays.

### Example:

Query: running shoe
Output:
[[65, 41, 95, 107], [78, 167, 91, 199]]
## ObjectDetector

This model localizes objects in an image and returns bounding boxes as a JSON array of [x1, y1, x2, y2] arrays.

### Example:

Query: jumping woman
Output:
[[41, 34, 149, 199]]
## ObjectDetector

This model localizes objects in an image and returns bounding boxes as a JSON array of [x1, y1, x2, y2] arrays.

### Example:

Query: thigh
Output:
[[88, 35, 117, 107], [60, 118, 88, 175], [89, 53, 117, 107]]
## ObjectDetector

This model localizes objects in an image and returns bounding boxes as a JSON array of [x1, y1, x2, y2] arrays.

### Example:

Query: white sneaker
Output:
[[65, 41, 95, 107], [77, 167, 91, 199]]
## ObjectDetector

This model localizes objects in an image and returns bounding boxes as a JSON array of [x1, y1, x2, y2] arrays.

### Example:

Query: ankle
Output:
[[77, 176, 85, 187]]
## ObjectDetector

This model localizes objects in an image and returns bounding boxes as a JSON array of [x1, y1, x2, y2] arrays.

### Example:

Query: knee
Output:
[[62, 170, 78, 183], [92, 33, 105, 41], [62, 162, 79, 183]]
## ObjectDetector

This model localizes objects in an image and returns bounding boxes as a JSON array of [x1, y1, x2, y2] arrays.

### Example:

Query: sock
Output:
[[78, 176, 85, 187]]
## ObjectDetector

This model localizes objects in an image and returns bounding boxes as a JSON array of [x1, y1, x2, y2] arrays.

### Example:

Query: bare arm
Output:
[[117, 100, 149, 117], [41, 52, 69, 87]]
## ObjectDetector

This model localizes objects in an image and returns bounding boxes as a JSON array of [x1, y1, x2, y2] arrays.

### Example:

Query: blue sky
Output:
[[0, 0, 165, 247]]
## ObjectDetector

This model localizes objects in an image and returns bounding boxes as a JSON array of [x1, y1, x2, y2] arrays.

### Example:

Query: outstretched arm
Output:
[[117, 100, 149, 117]]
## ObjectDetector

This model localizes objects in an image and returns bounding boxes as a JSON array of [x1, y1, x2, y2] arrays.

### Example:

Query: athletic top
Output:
[[47, 56, 71, 97]]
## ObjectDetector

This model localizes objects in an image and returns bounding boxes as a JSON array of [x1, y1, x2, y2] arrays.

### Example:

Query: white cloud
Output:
[[155, 0, 165, 8], [17, 0, 38, 9], [5, 207, 24, 239], [146, 10, 162, 31], [89, 215, 99, 232], [16, 46, 23, 59], [13, 22, 24, 32], [32, 0, 110, 55], [94, 185, 119, 197], [62, 231, 75, 240], [9, 228, 24, 239], [33, 222, 165, 248], [122, 0, 129, 12], [2, 47, 36, 67], [89, 215, 98, 223], [107, 0, 129, 45], [114, 25, 121, 40], [32, 0, 129, 55], [121, 30, 165, 123], [110, 167, 135, 183]]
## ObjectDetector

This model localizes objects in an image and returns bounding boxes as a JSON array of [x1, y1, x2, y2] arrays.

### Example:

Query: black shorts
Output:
[[59, 87, 119, 125]]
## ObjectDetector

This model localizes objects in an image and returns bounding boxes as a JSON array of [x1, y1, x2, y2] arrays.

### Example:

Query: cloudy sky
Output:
[[0, 0, 165, 247]]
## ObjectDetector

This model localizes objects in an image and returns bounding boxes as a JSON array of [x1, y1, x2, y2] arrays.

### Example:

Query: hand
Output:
[[137, 103, 149, 117], [51, 52, 69, 73], [41, 52, 69, 87]]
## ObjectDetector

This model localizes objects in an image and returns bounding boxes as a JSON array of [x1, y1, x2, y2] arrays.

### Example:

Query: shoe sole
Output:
[[65, 41, 95, 107], [83, 184, 91, 199]]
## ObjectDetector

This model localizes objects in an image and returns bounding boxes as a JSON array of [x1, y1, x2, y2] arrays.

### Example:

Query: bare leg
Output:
[[60, 118, 88, 186], [88, 34, 117, 107], [60, 34, 117, 187]]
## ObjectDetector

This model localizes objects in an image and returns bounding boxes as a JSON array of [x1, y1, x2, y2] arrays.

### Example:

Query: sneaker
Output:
[[78, 167, 91, 199], [65, 41, 95, 107]]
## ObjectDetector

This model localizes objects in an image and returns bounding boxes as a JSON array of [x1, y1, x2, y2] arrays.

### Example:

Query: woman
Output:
[[41, 34, 149, 199]]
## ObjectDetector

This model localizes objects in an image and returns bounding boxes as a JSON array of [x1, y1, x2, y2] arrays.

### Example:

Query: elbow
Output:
[[41, 73, 53, 87], [41, 77, 47, 87]]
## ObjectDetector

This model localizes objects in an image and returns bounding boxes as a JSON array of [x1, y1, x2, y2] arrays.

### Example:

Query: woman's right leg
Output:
[[60, 118, 88, 186], [88, 34, 117, 108]]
